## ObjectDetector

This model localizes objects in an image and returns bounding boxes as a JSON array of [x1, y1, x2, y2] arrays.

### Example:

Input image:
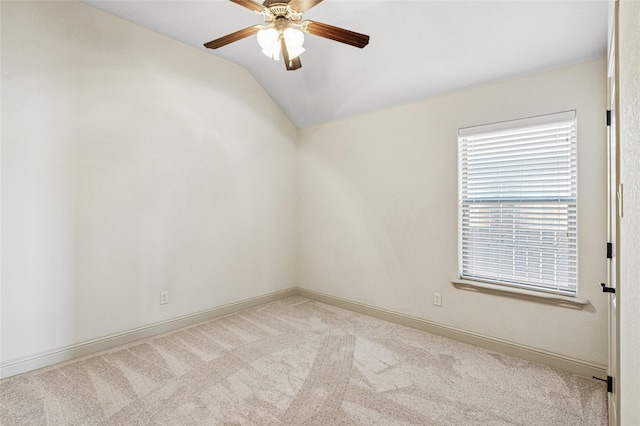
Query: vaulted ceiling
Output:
[[83, 0, 608, 128]]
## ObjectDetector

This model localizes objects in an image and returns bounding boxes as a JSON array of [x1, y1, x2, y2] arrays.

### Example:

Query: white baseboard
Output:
[[0, 288, 297, 379], [294, 288, 607, 380], [1, 286, 607, 380]]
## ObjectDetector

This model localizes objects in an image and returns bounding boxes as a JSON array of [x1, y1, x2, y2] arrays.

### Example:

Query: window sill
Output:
[[451, 278, 590, 310]]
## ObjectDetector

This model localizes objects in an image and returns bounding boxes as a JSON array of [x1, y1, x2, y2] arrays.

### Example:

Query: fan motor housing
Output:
[[269, 4, 289, 16], [262, 1, 302, 24]]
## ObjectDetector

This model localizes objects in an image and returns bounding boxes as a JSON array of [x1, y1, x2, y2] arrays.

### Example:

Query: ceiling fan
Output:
[[203, 0, 370, 71]]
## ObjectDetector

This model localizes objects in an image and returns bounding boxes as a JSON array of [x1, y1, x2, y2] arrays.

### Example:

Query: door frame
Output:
[[606, 1, 621, 424]]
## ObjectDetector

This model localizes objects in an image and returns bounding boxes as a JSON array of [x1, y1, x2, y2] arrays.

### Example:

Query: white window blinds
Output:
[[458, 111, 577, 295]]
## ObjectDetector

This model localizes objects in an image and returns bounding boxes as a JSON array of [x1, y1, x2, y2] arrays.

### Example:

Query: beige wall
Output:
[[298, 58, 609, 367], [1, 1, 297, 363], [618, 1, 640, 423]]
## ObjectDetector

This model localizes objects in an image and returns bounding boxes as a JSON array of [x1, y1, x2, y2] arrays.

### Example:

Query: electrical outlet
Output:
[[160, 291, 169, 305], [433, 292, 442, 307]]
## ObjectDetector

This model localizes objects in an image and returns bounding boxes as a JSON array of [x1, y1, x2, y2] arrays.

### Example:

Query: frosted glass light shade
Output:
[[283, 28, 304, 48], [286, 46, 305, 60], [283, 28, 305, 60], [257, 28, 280, 60], [261, 46, 281, 60]]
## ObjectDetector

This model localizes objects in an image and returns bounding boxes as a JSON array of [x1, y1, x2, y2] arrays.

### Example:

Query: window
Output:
[[458, 111, 577, 296]]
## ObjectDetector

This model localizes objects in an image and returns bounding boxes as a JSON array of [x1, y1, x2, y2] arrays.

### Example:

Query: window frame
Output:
[[457, 111, 578, 297]]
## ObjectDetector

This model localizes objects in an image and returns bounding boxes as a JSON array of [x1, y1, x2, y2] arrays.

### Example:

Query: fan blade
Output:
[[289, 0, 323, 13], [303, 21, 369, 48], [263, 0, 285, 6], [230, 0, 265, 13], [280, 38, 302, 70], [204, 25, 261, 49], [286, 56, 302, 70], [288, 57, 302, 70]]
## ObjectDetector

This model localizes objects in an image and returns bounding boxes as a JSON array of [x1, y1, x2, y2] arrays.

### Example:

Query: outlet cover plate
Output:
[[433, 292, 442, 306]]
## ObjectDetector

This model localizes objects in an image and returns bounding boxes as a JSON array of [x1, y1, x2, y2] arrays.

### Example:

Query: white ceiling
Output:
[[83, 0, 608, 128]]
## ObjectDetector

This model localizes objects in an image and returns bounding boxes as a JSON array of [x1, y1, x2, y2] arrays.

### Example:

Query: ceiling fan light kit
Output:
[[257, 26, 305, 61], [204, 0, 369, 71]]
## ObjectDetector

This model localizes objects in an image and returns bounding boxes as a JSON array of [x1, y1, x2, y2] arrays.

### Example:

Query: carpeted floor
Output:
[[1, 296, 607, 425]]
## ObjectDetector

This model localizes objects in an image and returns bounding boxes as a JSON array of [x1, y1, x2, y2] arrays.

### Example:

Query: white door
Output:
[[606, 1, 620, 424]]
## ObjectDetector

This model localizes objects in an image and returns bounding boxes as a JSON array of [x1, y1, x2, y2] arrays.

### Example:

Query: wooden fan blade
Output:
[[303, 21, 369, 48], [288, 57, 302, 70], [280, 38, 302, 71], [230, 0, 265, 13], [289, 0, 323, 13], [263, 0, 287, 7], [204, 25, 261, 49]]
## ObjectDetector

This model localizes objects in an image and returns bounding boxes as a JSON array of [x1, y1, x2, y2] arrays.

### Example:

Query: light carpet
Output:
[[0, 296, 607, 425]]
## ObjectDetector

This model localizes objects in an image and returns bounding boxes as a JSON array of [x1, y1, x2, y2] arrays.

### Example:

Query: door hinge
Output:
[[606, 109, 612, 126], [607, 242, 613, 259], [601, 283, 616, 294]]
